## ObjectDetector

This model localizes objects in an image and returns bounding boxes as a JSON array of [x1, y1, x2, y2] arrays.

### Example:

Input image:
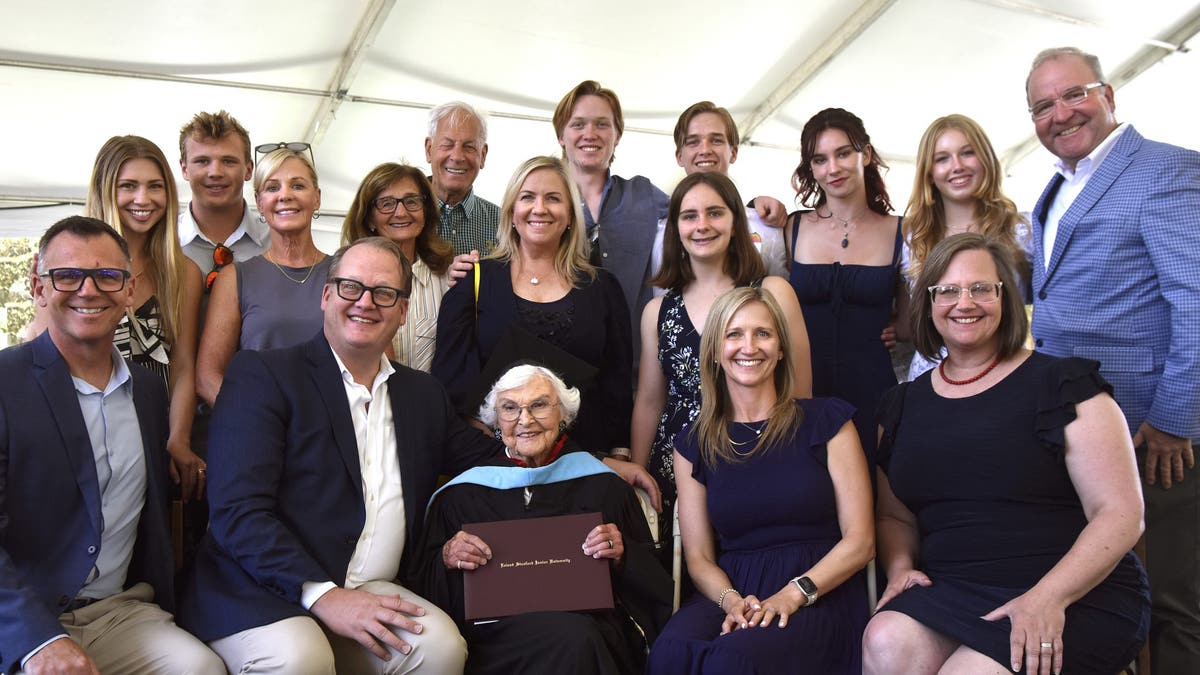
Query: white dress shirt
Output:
[[1043, 123, 1130, 268], [301, 349, 405, 608]]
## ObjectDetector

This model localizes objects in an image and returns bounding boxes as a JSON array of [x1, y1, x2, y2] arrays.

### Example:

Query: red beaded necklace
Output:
[[938, 355, 1002, 386]]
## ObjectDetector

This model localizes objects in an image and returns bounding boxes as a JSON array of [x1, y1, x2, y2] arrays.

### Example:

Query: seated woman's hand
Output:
[[442, 530, 492, 571], [748, 584, 806, 628], [982, 588, 1067, 675], [721, 593, 756, 634], [875, 568, 932, 610], [582, 523, 623, 563]]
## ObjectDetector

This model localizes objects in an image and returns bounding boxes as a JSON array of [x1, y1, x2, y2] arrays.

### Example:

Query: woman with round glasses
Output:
[[862, 233, 1149, 675], [417, 364, 671, 674], [433, 156, 632, 458], [785, 107, 902, 474], [342, 163, 454, 372], [72, 135, 207, 500], [198, 145, 331, 405], [902, 114, 1031, 380]]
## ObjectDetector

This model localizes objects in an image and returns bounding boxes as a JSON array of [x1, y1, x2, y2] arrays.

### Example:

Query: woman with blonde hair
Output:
[[198, 144, 331, 404], [88, 135, 206, 499], [433, 156, 632, 457], [342, 162, 454, 371], [902, 114, 1031, 379], [647, 286, 873, 673]]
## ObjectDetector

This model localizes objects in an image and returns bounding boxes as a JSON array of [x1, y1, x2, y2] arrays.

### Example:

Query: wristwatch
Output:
[[791, 576, 819, 606]]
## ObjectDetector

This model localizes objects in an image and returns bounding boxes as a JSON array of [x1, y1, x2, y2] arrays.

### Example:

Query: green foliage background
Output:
[[0, 238, 37, 346]]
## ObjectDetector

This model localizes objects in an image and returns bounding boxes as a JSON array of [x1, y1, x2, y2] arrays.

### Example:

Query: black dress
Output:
[[877, 353, 1150, 672], [788, 216, 903, 471], [432, 259, 633, 453], [413, 445, 672, 675]]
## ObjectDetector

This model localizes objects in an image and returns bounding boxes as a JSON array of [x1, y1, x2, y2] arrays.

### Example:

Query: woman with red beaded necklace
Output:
[[863, 233, 1149, 675]]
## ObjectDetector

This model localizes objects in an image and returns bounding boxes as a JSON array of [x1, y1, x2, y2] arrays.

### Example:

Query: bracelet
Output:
[[717, 587, 738, 611]]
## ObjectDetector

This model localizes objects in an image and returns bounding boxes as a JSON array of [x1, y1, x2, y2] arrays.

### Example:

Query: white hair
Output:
[[427, 101, 490, 145], [478, 364, 581, 428]]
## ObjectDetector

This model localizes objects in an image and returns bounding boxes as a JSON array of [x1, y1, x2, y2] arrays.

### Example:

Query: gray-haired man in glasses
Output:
[[0, 216, 223, 674], [1026, 46, 1200, 672]]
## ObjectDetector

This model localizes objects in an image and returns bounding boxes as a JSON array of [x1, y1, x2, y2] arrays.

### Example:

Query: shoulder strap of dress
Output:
[[891, 216, 905, 266], [749, 275, 766, 289], [789, 211, 803, 259]]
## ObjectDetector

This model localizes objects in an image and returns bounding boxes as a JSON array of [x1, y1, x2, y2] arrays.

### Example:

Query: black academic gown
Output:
[[412, 443, 672, 675]]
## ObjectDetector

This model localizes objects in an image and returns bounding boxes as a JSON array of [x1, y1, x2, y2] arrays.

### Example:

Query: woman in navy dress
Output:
[[630, 171, 809, 536], [862, 234, 1149, 674], [647, 286, 873, 674], [784, 108, 902, 472]]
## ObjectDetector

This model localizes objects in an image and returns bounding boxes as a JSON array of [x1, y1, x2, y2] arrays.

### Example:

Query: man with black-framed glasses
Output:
[[1026, 46, 1200, 672], [180, 237, 480, 673], [0, 216, 223, 674]]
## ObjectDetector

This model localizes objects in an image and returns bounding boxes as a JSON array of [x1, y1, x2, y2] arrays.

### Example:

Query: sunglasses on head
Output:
[[254, 141, 315, 167]]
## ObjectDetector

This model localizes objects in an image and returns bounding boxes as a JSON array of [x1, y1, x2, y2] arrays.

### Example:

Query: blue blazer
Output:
[[178, 332, 500, 642], [0, 332, 172, 674], [1031, 125, 1200, 440]]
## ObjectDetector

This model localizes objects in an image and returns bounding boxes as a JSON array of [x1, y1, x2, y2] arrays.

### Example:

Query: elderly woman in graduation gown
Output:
[[414, 364, 671, 675]]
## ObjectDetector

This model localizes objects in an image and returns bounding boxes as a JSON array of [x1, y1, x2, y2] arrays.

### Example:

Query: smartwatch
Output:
[[791, 575, 819, 606]]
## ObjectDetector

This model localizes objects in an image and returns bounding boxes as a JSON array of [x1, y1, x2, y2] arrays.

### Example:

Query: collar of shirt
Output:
[[179, 200, 270, 248], [438, 188, 479, 217], [70, 346, 133, 396], [1053, 122, 1129, 184], [330, 346, 395, 395]]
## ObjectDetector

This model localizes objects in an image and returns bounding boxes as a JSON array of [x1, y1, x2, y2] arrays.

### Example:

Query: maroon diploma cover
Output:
[[462, 512, 614, 621]]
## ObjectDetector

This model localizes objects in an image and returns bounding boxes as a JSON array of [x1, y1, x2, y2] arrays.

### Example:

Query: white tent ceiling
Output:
[[2, 0, 1198, 251]]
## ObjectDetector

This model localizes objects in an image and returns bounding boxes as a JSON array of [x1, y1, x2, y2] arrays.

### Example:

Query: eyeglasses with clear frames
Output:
[[328, 277, 408, 307], [928, 282, 1003, 307], [39, 267, 131, 293], [1028, 82, 1105, 120], [497, 398, 558, 422], [372, 195, 424, 214]]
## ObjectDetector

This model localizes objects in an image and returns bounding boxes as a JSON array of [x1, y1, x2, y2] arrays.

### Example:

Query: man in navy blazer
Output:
[[1026, 47, 1200, 671], [0, 217, 221, 674], [180, 237, 495, 673]]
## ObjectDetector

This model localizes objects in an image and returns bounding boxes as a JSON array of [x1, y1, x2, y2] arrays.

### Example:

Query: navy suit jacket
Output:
[[0, 332, 173, 674], [1031, 125, 1200, 440], [178, 332, 500, 642]]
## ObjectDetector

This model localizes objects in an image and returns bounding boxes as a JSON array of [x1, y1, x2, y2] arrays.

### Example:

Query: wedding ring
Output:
[[607, 539, 614, 549], [1040, 641, 1053, 650], [457, 560, 462, 570]]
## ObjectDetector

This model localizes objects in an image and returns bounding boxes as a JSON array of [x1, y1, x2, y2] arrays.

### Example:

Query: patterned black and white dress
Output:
[[648, 288, 703, 525], [114, 296, 170, 384]]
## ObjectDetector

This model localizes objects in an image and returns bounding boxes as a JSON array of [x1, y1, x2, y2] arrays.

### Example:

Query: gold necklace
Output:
[[266, 253, 318, 285], [728, 420, 766, 456]]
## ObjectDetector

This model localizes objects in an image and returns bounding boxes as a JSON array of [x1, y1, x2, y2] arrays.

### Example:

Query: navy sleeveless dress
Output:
[[788, 216, 902, 470]]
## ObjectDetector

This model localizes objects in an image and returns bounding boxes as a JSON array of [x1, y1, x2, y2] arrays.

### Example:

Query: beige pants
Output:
[[209, 580, 467, 675], [21, 582, 224, 674]]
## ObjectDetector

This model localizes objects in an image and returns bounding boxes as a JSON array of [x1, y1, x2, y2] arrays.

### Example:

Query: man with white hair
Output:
[[425, 101, 500, 257]]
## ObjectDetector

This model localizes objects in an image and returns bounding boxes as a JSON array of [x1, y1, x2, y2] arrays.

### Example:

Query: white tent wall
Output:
[[1, 0, 1198, 250]]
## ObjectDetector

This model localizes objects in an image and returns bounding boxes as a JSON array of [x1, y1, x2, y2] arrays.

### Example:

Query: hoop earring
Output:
[[313, 211, 321, 220], [257, 214, 266, 224]]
